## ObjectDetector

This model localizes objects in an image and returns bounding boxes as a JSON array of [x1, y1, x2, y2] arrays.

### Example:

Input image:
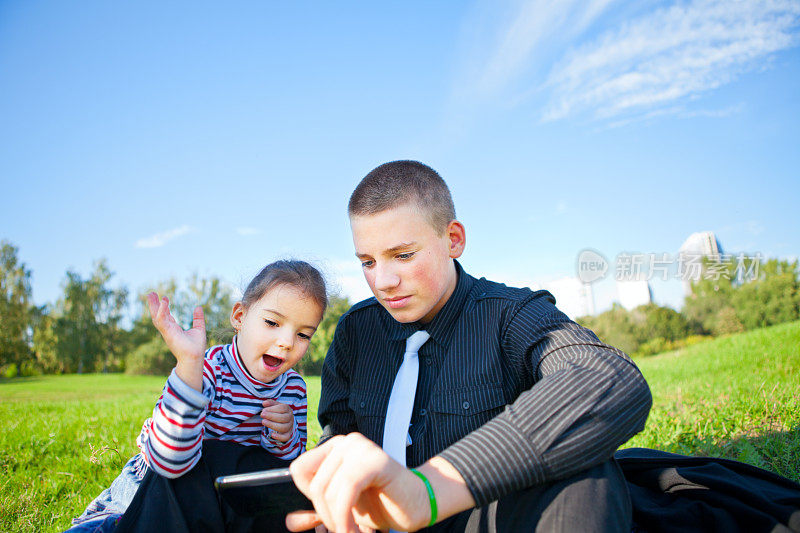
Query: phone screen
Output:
[[215, 468, 314, 516]]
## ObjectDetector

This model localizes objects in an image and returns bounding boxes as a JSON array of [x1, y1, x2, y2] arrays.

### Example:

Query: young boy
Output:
[[287, 161, 653, 533]]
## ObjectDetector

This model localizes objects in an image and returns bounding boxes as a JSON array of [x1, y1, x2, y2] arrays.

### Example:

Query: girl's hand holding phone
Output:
[[261, 399, 295, 442]]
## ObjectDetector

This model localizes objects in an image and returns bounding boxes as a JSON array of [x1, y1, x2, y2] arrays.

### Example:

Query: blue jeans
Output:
[[65, 454, 147, 533]]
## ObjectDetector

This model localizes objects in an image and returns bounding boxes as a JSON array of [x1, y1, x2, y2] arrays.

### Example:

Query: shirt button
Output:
[[420, 409, 427, 416], [360, 401, 365, 408], [425, 357, 433, 366], [462, 401, 470, 410]]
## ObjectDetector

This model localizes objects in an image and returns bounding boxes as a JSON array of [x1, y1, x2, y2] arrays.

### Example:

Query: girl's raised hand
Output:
[[146, 292, 207, 364]]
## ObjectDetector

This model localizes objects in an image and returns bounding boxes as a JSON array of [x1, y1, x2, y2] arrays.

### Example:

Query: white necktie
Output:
[[382, 330, 430, 467]]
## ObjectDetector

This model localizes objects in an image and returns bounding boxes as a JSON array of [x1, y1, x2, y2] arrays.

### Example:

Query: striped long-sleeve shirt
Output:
[[137, 336, 307, 478], [319, 260, 652, 506]]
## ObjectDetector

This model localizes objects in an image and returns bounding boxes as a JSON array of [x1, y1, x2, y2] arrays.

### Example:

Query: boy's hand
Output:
[[261, 399, 295, 442], [147, 292, 207, 392], [286, 434, 475, 533], [285, 434, 430, 533]]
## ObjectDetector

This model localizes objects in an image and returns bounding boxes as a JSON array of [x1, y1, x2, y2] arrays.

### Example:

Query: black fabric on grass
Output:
[[115, 439, 294, 533], [616, 447, 800, 533]]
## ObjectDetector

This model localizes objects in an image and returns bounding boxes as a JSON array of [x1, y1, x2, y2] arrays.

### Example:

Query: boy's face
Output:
[[351, 202, 465, 324]]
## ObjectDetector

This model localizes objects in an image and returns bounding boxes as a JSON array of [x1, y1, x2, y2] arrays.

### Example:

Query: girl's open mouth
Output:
[[262, 354, 283, 370]]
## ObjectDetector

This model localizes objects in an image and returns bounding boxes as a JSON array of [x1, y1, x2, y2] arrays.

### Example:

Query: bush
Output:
[[125, 336, 173, 375], [580, 302, 696, 356], [296, 296, 350, 376], [684, 257, 799, 336], [634, 334, 712, 357], [2, 363, 18, 378]]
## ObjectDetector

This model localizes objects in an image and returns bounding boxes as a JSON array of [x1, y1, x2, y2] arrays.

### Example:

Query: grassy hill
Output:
[[1, 320, 797, 532], [624, 319, 799, 482]]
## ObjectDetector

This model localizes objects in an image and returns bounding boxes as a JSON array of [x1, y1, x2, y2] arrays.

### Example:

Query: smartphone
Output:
[[215, 467, 314, 516]]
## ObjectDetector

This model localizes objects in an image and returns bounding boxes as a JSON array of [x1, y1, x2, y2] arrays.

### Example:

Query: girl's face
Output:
[[230, 284, 324, 384]]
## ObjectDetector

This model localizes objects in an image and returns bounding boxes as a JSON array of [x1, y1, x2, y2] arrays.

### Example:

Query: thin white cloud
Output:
[[462, 0, 619, 99], [542, 0, 800, 122], [603, 102, 745, 129], [454, 0, 800, 124], [235, 227, 260, 236], [135, 225, 194, 249], [680, 103, 745, 118]]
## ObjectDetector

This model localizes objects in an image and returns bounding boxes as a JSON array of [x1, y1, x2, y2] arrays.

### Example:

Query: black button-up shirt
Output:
[[319, 261, 652, 505]]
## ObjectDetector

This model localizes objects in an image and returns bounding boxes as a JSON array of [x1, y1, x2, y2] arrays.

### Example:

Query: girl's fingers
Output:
[[192, 305, 205, 332], [267, 430, 291, 443], [146, 292, 160, 319], [262, 418, 292, 434], [261, 408, 293, 422], [155, 297, 169, 326]]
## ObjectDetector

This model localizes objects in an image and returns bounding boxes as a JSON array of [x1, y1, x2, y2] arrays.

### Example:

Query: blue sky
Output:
[[2, 0, 799, 319]]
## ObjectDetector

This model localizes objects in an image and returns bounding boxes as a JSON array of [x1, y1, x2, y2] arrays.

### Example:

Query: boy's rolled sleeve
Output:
[[438, 299, 652, 506]]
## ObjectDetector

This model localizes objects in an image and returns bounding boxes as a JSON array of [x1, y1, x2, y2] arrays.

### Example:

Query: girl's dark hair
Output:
[[241, 260, 328, 314]]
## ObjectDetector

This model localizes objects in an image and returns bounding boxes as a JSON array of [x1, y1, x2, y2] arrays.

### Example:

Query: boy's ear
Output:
[[230, 302, 245, 331], [447, 220, 466, 259]]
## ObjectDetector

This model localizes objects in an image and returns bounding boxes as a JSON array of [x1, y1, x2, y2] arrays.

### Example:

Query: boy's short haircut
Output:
[[348, 160, 456, 234]]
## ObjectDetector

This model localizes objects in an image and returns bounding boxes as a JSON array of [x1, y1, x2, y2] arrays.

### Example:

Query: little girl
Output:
[[67, 259, 327, 532]]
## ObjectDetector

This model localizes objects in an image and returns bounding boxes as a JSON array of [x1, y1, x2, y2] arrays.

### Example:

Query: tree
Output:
[[732, 258, 800, 330], [52, 260, 128, 373], [296, 295, 350, 376], [0, 241, 35, 372], [683, 256, 800, 335], [682, 258, 737, 336], [185, 273, 235, 345], [125, 274, 235, 375], [578, 303, 640, 355], [633, 303, 697, 343], [32, 310, 61, 373], [579, 302, 697, 356], [125, 335, 175, 375]]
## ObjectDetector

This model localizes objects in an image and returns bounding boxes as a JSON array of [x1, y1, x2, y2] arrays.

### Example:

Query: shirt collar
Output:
[[226, 335, 287, 395], [382, 260, 475, 346]]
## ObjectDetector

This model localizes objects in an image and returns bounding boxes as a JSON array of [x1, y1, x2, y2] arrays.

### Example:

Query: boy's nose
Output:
[[373, 264, 400, 292]]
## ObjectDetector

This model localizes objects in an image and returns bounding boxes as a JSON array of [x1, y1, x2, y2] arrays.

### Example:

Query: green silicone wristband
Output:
[[410, 468, 437, 527]]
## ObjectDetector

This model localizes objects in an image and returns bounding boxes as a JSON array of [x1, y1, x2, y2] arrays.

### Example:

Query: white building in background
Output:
[[616, 279, 653, 311], [543, 277, 594, 319], [679, 231, 724, 295], [680, 231, 722, 258]]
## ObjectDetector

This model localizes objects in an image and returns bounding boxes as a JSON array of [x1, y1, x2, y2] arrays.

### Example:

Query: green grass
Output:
[[0, 374, 322, 533], [1, 320, 798, 532], [624, 320, 800, 481]]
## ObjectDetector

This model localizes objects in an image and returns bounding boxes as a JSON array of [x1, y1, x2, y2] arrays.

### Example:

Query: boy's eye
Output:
[[397, 252, 415, 260], [264, 319, 278, 327], [361, 260, 374, 268], [298, 332, 311, 340]]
